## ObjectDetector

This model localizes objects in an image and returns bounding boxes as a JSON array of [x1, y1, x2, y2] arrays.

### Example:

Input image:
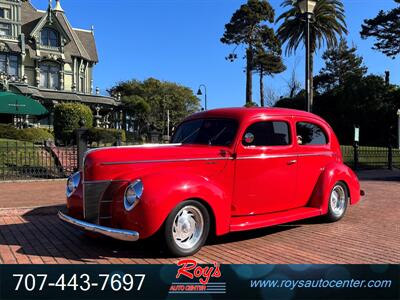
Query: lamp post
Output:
[[196, 84, 207, 111], [298, 0, 317, 112], [397, 109, 400, 149]]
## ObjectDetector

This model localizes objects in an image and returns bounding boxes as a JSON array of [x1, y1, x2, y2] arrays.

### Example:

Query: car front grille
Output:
[[83, 181, 111, 223]]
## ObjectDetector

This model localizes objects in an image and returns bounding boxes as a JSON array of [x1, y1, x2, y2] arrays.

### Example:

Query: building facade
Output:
[[0, 0, 119, 127]]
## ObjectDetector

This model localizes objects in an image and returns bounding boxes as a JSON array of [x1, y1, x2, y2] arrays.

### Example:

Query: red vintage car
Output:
[[59, 108, 363, 256]]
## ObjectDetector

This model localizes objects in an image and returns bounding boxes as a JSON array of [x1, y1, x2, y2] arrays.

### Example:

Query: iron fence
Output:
[[0, 140, 77, 181], [341, 145, 400, 170]]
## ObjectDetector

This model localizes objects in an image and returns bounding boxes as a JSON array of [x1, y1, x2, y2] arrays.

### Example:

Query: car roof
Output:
[[184, 107, 327, 124]]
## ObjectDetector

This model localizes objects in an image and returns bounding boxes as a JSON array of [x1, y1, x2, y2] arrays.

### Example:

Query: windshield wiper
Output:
[[181, 128, 200, 143], [208, 126, 227, 145]]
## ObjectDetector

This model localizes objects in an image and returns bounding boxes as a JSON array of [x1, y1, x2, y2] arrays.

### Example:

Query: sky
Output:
[[32, 0, 400, 109]]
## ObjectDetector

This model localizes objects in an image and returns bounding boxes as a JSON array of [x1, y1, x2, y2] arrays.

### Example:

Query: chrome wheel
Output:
[[330, 185, 346, 216], [172, 205, 204, 250]]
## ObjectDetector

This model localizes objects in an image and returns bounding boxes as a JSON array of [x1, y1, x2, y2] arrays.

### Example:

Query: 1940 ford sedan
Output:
[[59, 108, 363, 256]]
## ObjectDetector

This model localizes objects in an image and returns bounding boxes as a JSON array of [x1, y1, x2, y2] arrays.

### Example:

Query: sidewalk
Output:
[[0, 180, 65, 209], [356, 168, 400, 181]]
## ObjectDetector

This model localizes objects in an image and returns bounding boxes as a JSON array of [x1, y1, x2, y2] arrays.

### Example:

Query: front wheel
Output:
[[163, 201, 210, 257], [325, 182, 349, 222]]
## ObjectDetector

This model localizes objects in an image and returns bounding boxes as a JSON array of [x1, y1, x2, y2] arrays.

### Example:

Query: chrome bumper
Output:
[[58, 211, 139, 242]]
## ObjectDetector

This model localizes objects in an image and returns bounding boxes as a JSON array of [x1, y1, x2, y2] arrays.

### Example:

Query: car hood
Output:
[[83, 144, 233, 181]]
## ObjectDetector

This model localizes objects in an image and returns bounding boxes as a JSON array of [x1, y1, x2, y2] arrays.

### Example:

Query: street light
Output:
[[197, 84, 207, 111], [397, 109, 400, 149], [298, 0, 317, 112]]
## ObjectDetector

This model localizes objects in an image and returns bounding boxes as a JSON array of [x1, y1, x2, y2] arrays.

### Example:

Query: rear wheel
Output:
[[325, 182, 349, 222], [163, 200, 210, 257]]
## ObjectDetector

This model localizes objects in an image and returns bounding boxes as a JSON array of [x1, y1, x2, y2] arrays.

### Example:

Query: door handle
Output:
[[287, 159, 297, 165]]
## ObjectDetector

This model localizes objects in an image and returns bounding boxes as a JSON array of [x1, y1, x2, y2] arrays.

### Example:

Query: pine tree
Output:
[[314, 38, 367, 93], [361, 0, 400, 58], [221, 0, 277, 106], [252, 27, 286, 107]]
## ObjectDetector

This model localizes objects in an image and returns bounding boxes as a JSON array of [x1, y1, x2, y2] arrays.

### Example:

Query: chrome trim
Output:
[[58, 212, 139, 242], [83, 143, 183, 167], [124, 179, 143, 211], [83, 180, 127, 184], [102, 157, 234, 166], [236, 152, 333, 160], [237, 154, 297, 160], [66, 171, 81, 198]]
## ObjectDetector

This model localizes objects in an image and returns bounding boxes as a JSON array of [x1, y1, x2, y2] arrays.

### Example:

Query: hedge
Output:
[[0, 124, 54, 143], [53, 103, 93, 143], [87, 128, 126, 145]]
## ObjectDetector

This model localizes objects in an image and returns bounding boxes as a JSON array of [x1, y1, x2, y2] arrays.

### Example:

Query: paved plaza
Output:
[[0, 171, 398, 264]]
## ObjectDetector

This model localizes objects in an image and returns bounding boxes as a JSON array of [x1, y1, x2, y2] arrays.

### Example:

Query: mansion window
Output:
[[0, 8, 10, 19], [41, 28, 60, 47], [40, 63, 60, 89], [0, 22, 10, 36], [0, 53, 18, 76]]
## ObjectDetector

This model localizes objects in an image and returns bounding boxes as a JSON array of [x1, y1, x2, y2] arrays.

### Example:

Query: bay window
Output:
[[0, 22, 10, 36], [0, 53, 19, 76], [40, 63, 60, 89]]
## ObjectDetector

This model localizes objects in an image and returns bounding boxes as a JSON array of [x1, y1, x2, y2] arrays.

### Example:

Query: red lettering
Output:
[[176, 259, 197, 279], [175, 260, 222, 285]]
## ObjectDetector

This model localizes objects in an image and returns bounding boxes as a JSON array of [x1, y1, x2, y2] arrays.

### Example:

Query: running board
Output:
[[230, 207, 322, 232]]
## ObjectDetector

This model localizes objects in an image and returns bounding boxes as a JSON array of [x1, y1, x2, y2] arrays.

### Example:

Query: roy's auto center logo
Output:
[[169, 259, 226, 295]]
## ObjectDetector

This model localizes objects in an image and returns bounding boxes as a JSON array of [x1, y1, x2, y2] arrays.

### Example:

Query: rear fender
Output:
[[308, 162, 361, 214]]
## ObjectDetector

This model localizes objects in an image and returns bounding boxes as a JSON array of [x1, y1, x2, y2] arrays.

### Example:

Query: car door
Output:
[[295, 118, 334, 207], [232, 117, 298, 216]]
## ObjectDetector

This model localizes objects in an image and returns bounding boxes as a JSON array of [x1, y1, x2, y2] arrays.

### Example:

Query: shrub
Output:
[[53, 103, 93, 144], [87, 128, 126, 145], [0, 124, 19, 140], [19, 128, 54, 143], [0, 124, 54, 143]]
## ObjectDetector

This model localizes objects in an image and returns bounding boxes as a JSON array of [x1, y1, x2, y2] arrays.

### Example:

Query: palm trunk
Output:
[[246, 47, 253, 106], [260, 68, 265, 107]]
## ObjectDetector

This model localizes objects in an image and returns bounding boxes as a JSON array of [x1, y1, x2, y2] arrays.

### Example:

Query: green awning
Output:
[[0, 92, 48, 116]]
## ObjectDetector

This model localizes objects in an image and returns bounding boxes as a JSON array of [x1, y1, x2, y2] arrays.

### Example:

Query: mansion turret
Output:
[[0, 0, 118, 127]]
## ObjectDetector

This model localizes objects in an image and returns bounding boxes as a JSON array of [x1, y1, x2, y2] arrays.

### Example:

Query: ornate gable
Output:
[[29, 5, 71, 48]]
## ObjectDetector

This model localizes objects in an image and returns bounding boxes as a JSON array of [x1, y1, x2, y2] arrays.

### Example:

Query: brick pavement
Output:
[[0, 175, 398, 264]]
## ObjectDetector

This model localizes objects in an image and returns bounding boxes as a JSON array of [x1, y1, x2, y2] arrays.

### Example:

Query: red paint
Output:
[[66, 108, 362, 240]]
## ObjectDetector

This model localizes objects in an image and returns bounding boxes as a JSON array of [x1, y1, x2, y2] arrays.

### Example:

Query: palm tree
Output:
[[276, 0, 347, 100]]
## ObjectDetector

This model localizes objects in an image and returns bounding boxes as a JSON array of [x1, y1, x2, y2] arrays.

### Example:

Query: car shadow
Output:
[[0, 205, 324, 262]]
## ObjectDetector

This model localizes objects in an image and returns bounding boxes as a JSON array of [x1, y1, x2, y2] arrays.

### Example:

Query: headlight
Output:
[[124, 179, 143, 211], [66, 172, 81, 197]]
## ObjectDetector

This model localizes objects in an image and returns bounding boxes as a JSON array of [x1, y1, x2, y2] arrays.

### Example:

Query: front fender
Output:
[[123, 171, 231, 239], [308, 162, 361, 214]]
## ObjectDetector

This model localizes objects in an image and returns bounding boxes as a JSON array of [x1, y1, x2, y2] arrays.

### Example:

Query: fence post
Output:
[[76, 119, 88, 171], [388, 145, 393, 170], [353, 142, 359, 171], [116, 131, 122, 146]]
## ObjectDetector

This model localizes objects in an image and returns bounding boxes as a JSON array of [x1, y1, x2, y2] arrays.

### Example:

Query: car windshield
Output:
[[171, 118, 238, 146]]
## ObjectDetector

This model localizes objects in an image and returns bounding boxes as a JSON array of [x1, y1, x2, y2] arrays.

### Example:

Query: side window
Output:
[[296, 122, 328, 145], [242, 121, 291, 147]]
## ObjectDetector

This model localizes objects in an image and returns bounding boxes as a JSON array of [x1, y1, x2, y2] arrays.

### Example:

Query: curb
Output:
[[0, 205, 66, 217], [0, 179, 66, 184]]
